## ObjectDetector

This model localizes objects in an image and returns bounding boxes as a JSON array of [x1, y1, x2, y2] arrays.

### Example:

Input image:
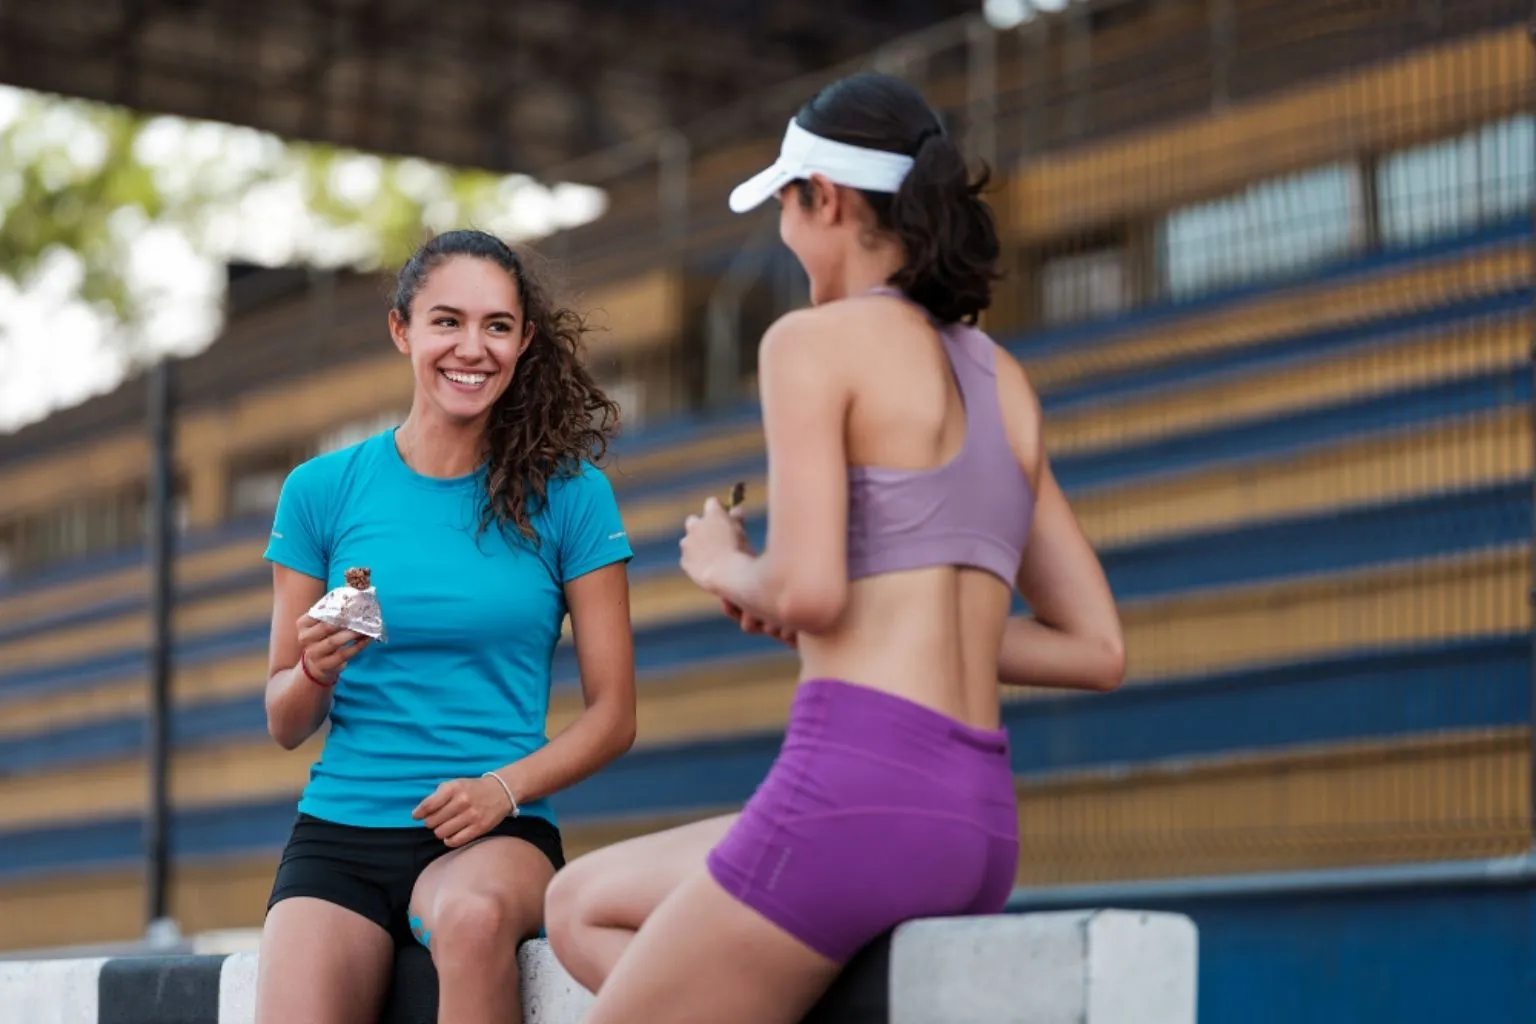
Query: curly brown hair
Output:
[[391, 229, 621, 543]]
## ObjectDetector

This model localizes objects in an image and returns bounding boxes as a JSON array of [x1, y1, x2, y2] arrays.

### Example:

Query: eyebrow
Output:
[[426, 304, 517, 320]]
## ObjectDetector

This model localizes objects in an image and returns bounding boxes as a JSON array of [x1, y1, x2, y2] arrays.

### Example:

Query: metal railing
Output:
[[996, 14, 1535, 885], [525, 0, 1529, 420]]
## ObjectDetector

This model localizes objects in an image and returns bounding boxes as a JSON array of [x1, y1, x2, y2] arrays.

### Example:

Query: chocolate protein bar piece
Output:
[[726, 481, 746, 511], [307, 565, 388, 642]]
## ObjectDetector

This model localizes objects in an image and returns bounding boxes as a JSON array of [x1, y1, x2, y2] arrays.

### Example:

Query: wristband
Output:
[[481, 771, 520, 818], [300, 651, 337, 689]]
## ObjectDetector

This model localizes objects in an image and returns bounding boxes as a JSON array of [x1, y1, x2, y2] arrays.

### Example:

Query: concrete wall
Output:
[[1010, 856, 1536, 1024]]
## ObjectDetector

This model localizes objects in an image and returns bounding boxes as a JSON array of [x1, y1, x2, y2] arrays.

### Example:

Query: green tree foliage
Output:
[[0, 99, 162, 331], [0, 89, 595, 360]]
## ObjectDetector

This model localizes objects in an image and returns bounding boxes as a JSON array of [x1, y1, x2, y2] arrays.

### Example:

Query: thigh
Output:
[[550, 813, 738, 930], [409, 833, 558, 947], [586, 867, 840, 1024], [256, 897, 394, 1024]]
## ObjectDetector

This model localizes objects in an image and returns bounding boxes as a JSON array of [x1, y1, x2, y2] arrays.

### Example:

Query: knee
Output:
[[429, 889, 521, 970], [542, 866, 584, 950], [544, 861, 601, 958]]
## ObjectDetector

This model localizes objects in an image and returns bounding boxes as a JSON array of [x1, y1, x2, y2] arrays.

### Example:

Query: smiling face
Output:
[[388, 255, 534, 428]]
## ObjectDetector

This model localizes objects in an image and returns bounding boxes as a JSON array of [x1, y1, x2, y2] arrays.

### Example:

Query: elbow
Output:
[[265, 693, 310, 751], [1088, 635, 1127, 693], [267, 719, 304, 752], [610, 709, 638, 759], [266, 709, 306, 751]]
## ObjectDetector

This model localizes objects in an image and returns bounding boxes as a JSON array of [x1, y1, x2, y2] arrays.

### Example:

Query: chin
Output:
[[427, 379, 501, 424], [438, 401, 492, 425]]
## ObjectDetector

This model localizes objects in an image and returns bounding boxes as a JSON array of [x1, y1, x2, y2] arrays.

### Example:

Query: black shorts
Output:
[[267, 812, 565, 945]]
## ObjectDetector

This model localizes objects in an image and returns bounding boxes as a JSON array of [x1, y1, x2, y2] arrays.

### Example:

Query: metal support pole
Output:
[[1211, 0, 1235, 111], [145, 358, 176, 937], [966, 18, 999, 172], [1065, 3, 1092, 142], [1419, 0, 1442, 32], [1526, 7, 1536, 848], [1024, 16, 1047, 161], [703, 213, 782, 410], [657, 129, 691, 257], [704, 295, 742, 412]]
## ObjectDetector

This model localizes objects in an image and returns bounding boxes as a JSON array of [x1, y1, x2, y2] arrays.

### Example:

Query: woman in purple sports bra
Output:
[[544, 71, 1126, 1023]]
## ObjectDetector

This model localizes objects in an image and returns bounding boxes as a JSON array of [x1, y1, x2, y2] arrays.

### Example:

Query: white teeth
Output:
[[442, 370, 489, 385]]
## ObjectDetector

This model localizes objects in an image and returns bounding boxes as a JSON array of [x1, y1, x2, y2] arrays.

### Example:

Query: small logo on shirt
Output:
[[608, 531, 626, 541], [271, 531, 284, 540]]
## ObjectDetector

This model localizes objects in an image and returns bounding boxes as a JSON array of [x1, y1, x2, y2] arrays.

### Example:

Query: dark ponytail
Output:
[[794, 72, 1000, 325]]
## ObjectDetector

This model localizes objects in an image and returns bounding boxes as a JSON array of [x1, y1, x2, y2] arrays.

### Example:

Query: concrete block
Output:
[[0, 909, 1197, 1023], [0, 957, 106, 1024], [887, 910, 1199, 1024]]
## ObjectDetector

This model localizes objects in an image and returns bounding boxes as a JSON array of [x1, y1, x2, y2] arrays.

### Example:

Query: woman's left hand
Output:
[[680, 496, 739, 594], [412, 774, 516, 847]]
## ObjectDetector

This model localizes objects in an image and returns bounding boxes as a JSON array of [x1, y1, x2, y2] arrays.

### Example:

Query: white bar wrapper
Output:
[[307, 566, 388, 642]]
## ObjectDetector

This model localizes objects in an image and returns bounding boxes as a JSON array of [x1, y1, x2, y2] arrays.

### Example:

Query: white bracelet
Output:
[[481, 771, 520, 818]]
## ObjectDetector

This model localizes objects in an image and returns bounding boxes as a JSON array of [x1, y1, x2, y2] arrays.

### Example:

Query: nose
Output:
[[455, 324, 490, 361]]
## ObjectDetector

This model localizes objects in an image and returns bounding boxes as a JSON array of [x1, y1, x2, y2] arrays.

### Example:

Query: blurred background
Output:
[[0, 0, 1533, 1020]]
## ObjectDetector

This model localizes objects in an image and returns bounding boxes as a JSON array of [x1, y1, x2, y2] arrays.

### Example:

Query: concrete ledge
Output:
[[0, 909, 1197, 1023]]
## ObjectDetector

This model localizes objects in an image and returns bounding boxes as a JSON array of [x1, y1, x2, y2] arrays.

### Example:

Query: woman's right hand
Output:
[[295, 615, 371, 684], [722, 598, 798, 648], [718, 505, 797, 648]]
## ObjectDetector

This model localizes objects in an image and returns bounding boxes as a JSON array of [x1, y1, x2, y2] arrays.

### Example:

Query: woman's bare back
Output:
[[792, 293, 1043, 729]]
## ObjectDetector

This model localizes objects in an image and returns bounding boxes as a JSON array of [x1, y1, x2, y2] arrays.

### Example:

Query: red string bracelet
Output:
[[300, 651, 337, 689]]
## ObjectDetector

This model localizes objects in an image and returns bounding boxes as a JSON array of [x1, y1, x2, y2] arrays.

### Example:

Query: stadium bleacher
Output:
[[0, 18, 1531, 958], [0, 225, 1528, 940]]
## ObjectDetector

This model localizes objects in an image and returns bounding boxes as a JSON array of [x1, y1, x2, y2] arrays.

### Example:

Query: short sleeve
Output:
[[550, 462, 633, 584], [263, 459, 332, 581]]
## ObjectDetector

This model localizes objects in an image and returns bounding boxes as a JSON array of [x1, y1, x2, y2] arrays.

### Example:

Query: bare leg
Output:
[[543, 814, 737, 993], [585, 866, 841, 1024], [408, 836, 555, 1024], [255, 897, 393, 1024]]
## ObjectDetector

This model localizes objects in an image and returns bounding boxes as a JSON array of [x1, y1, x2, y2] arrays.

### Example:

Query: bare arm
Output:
[[265, 565, 370, 750], [688, 310, 852, 634], [492, 561, 637, 803], [999, 458, 1125, 692]]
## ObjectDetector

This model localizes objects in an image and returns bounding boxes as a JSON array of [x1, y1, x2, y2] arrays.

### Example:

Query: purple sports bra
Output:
[[844, 288, 1035, 585]]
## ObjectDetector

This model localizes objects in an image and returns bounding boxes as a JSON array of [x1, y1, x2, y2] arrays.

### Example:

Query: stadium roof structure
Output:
[[1, 0, 1528, 462], [0, 0, 980, 176]]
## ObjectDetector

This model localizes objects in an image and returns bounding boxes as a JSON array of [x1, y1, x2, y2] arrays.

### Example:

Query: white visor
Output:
[[728, 119, 916, 214]]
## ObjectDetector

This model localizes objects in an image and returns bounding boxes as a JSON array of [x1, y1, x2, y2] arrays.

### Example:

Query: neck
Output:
[[838, 244, 906, 302], [395, 405, 486, 478]]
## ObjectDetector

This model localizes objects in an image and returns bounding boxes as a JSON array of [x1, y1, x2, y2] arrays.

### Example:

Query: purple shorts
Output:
[[706, 678, 1019, 963]]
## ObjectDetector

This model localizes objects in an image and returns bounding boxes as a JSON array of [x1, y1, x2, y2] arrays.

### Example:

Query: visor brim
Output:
[[727, 163, 795, 213]]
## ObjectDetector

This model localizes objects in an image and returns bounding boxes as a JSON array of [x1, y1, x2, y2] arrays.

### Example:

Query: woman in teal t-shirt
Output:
[[254, 230, 637, 1024]]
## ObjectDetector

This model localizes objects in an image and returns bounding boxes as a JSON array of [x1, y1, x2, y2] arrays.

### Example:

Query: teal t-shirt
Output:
[[263, 429, 633, 829]]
